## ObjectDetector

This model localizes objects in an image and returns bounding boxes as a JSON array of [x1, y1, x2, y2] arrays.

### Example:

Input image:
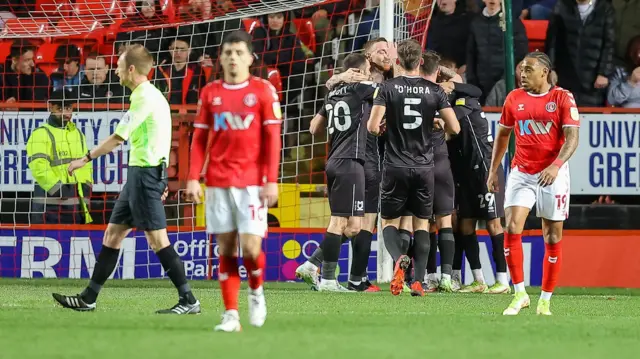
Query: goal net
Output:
[[0, 0, 435, 283]]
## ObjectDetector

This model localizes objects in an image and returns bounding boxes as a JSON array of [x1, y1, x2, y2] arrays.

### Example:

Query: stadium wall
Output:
[[2, 111, 640, 195], [1, 227, 639, 288]]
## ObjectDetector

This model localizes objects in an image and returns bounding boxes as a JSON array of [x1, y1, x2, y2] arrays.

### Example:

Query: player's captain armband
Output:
[[455, 98, 465, 106], [570, 107, 580, 121], [272, 102, 282, 120]]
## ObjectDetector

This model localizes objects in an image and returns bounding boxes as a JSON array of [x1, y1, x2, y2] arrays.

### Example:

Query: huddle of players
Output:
[[295, 38, 510, 296]]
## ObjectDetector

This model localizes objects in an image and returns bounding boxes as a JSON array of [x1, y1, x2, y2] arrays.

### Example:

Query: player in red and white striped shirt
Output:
[[185, 31, 282, 332]]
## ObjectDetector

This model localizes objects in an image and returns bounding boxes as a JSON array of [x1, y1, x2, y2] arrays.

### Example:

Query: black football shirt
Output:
[[319, 81, 378, 161], [373, 75, 451, 167]]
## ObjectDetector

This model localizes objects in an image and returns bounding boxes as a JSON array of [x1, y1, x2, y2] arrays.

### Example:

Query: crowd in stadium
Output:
[[0, 0, 638, 110]]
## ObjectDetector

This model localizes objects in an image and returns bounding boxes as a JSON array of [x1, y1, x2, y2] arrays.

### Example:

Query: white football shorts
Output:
[[504, 164, 570, 221], [205, 186, 268, 237]]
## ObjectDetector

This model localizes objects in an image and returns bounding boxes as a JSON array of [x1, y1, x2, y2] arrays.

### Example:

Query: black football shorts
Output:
[[326, 158, 366, 217]]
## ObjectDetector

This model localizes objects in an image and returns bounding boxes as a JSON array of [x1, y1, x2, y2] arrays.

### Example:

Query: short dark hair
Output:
[[342, 53, 368, 71], [419, 50, 440, 76], [221, 30, 254, 53], [10, 42, 34, 59], [48, 90, 73, 109], [397, 39, 423, 71], [363, 37, 387, 54]]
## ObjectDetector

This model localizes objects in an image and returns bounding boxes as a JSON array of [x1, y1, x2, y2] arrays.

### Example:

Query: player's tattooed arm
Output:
[[556, 126, 580, 163], [309, 114, 327, 135], [325, 69, 369, 90]]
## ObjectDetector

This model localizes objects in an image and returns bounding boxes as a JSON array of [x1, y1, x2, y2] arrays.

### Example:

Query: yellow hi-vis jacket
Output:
[[26, 118, 93, 224]]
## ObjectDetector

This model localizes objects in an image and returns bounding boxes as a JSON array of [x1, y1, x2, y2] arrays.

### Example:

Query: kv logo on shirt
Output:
[[518, 119, 553, 136], [213, 112, 255, 131]]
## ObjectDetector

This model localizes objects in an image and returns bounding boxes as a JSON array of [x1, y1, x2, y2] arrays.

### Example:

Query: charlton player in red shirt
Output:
[[487, 52, 580, 316], [185, 30, 282, 332]]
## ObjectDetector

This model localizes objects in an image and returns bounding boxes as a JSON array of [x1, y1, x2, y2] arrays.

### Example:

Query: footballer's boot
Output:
[[485, 282, 512, 294], [410, 281, 425, 297], [503, 291, 531, 316], [318, 279, 349, 292], [214, 310, 242, 332], [295, 262, 319, 290], [363, 279, 381, 292], [536, 298, 552, 316], [424, 279, 440, 293], [459, 281, 488, 293], [52, 293, 96, 312], [347, 281, 380, 292], [451, 273, 462, 292], [438, 277, 453, 293], [390, 255, 411, 296], [248, 287, 267, 327], [156, 297, 201, 315]]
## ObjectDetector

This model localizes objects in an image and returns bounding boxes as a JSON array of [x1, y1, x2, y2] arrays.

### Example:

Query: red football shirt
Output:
[[499, 87, 580, 174], [189, 77, 282, 187]]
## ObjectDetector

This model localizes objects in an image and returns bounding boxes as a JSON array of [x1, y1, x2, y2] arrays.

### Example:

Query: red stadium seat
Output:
[[522, 20, 548, 53], [1, 19, 49, 40], [52, 18, 105, 46], [35, 43, 61, 76], [292, 18, 316, 53], [267, 67, 284, 102], [0, 41, 13, 64], [32, 0, 73, 18], [73, 0, 122, 18], [242, 18, 261, 34]]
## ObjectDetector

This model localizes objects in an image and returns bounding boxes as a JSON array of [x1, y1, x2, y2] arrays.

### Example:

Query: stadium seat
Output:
[[52, 18, 105, 46], [73, 0, 122, 19], [35, 43, 61, 76], [1, 19, 49, 40], [0, 41, 13, 63], [522, 20, 548, 53], [32, 0, 73, 19], [292, 18, 316, 53], [242, 18, 261, 34], [267, 68, 284, 102]]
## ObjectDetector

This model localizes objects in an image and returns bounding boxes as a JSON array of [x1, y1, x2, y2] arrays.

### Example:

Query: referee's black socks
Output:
[[81, 245, 120, 304], [157, 245, 197, 304]]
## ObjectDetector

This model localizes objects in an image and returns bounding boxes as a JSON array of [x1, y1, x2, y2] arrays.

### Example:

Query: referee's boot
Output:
[[156, 293, 201, 315], [52, 293, 97, 312]]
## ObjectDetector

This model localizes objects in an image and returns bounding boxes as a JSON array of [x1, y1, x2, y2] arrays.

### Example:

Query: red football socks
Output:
[[244, 252, 266, 290], [504, 232, 524, 285], [541, 242, 563, 293], [219, 256, 240, 311]]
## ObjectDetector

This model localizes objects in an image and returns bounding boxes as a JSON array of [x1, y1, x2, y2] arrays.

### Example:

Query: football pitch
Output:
[[2, 279, 640, 359]]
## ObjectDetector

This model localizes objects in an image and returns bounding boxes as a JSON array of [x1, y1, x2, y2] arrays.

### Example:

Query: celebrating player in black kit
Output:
[[299, 53, 378, 292], [368, 41, 460, 297], [447, 82, 510, 294], [296, 38, 392, 292]]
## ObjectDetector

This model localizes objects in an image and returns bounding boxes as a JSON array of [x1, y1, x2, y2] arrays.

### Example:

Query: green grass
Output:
[[2, 279, 640, 359]]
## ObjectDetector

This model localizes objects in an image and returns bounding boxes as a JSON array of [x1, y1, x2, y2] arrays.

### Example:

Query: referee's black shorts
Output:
[[109, 165, 168, 231]]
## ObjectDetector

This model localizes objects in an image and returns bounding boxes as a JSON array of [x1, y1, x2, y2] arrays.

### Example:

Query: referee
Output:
[[52, 44, 201, 315]]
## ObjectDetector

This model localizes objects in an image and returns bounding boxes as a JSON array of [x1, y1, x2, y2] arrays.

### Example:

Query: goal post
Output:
[[0, 0, 436, 283]]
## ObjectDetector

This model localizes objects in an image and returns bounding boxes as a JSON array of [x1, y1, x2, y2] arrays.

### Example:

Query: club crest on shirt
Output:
[[546, 102, 557, 112], [244, 93, 257, 107], [212, 97, 222, 106]]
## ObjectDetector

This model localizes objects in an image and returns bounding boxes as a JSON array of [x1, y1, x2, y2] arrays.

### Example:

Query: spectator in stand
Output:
[[607, 36, 640, 108], [427, 0, 471, 73], [76, 53, 125, 104], [252, 12, 307, 116], [115, 0, 172, 64], [545, 0, 615, 107], [486, 61, 524, 107], [51, 45, 83, 94], [612, 0, 640, 62], [154, 36, 207, 105], [466, 0, 528, 104], [520, 0, 558, 20], [2, 43, 50, 103]]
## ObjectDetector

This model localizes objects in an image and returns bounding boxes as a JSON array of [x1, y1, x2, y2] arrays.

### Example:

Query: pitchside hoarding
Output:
[[2, 112, 639, 195]]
